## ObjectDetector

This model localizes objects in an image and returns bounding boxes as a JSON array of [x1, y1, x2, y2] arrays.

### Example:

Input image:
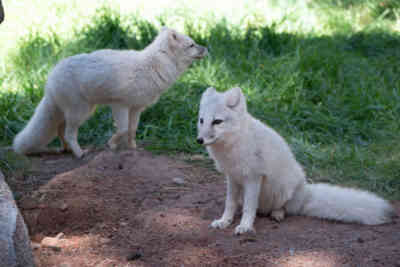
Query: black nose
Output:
[[197, 138, 204, 144], [197, 46, 208, 57], [202, 46, 208, 55]]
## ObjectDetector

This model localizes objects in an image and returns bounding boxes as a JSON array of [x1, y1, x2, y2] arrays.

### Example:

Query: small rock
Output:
[[55, 232, 64, 239], [172, 177, 185, 185], [30, 242, 41, 250], [41, 237, 62, 251], [191, 154, 205, 161], [60, 203, 68, 212]]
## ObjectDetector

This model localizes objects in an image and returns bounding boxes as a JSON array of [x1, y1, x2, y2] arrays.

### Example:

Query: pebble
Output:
[[41, 237, 62, 251], [172, 177, 185, 185], [55, 232, 65, 239], [60, 203, 68, 212], [191, 154, 205, 161], [41, 233, 64, 251]]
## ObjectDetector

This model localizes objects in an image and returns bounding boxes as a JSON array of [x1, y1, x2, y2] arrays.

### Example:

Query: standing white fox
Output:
[[13, 27, 207, 158], [197, 87, 396, 235]]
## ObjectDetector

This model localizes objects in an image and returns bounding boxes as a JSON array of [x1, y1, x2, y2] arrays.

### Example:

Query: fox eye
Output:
[[212, 119, 223, 125], [199, 118, 204, 124]]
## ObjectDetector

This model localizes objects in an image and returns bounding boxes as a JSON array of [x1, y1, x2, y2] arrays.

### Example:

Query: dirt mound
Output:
[[14, 149, 400, 266]]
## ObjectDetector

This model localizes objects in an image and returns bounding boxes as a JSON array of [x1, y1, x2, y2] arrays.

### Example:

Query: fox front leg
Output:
[[234, 177, 262, 235], [57, 121, 72, 153], [210, 176, 239, 229]]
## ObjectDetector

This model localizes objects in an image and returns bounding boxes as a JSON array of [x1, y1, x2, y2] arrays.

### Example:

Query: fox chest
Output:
[[210, 149, 260, 183]]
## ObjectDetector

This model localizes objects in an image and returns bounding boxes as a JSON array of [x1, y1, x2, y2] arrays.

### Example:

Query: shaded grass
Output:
[[0, 5, 399, 199]]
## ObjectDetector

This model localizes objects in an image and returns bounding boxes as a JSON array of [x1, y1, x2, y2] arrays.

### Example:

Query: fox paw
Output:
[[271, 209, 285, 222], [108, 140, 118, 150], [210, 219, 232, 229], [74, 148, 90, 159], [128, 140, 137, 149], [234, 224, 255, 235]]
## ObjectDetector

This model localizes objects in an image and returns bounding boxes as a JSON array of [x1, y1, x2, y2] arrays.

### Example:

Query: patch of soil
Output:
[[10, 148, 400, 266]]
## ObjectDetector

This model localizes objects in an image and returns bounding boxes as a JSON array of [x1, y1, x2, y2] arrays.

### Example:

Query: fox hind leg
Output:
[[57, 120, 71, 153], [271, 208, 285, 222], [63, 104, 94, 158], [108, 104, 129, 149]]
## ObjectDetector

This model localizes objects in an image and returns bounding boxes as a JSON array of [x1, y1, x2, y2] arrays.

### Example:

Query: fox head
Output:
[[158, 27, 208, 69], [197, 87, 247, 146]]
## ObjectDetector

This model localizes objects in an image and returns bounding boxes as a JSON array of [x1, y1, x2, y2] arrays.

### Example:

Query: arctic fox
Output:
[[13, 27, 207, 158], [197, 87, 395, 235]]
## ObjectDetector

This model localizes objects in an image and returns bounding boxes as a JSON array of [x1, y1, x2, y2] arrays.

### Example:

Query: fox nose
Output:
[[202, 46, 209, 56], [197, 46, 208, 57], [196, 138, 204, 145]]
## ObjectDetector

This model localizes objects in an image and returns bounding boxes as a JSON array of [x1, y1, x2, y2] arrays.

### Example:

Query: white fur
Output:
[[197, 87, 395, 234], [13, 96, 63, 154], [13, 27, 207, 158]]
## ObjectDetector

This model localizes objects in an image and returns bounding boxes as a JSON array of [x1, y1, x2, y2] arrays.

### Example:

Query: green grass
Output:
[[0, 0, 399, 199]]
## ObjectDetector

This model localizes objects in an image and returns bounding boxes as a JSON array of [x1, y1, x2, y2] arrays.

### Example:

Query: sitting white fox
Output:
[[197, 87, 395, 235]]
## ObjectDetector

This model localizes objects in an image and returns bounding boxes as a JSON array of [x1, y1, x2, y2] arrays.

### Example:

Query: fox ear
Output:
[[200, 87, 217, 106], [225, 87, 243, 109], [169, 29, 178, 42], [167, 29, 180, 51], [201, 87, 217, 102], [204, 87, 217, 96]]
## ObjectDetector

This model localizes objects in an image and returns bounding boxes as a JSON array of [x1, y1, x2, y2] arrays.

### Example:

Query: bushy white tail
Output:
[[291, 183, 395, 225], [13, 96, 62, 154]]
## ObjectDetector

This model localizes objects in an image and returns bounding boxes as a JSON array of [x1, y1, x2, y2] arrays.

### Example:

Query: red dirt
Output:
[[9, 148, 400, 266]]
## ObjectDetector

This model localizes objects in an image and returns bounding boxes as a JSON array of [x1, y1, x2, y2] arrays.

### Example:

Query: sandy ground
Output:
[[7, 148, 400, 267]]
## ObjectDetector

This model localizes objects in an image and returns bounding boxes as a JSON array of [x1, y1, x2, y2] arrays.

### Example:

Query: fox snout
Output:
[[196, 45, 208, 59], [201, 46, 208, 55], [196, 132, 216, 145]]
